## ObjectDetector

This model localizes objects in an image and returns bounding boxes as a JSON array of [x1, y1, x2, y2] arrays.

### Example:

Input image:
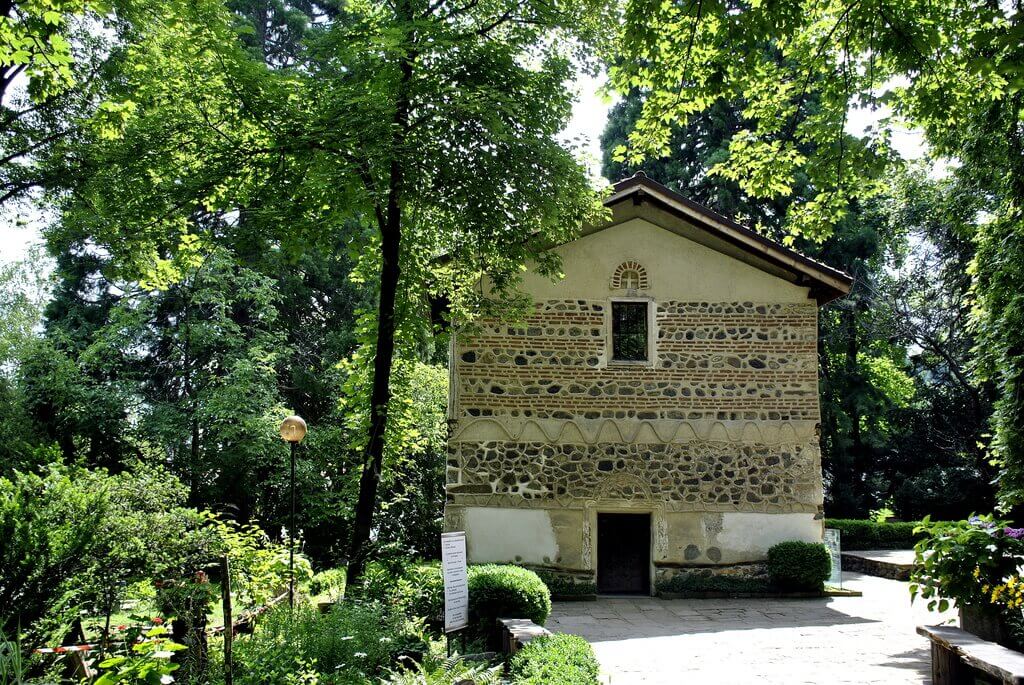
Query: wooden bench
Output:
[[918, 624, 1024, 684], [497, 618, 551, 657]]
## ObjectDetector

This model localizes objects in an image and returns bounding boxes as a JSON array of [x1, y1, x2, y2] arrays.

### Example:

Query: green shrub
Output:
[[356, 560, 444, 627], [533, 570, 597, 598], [383, 654, 502, 685], [468, 565, 551, 636], [0, 464, 216, 639], [767, 541, 831, 592], [234, 600, 422, 685], [655, 571, 770, 595], [310, 567, 348, 599], [508, 633, 600, 685], [355, 562, 550, 639], [209, 513, 314, 610], [825, 518, 931, 549]]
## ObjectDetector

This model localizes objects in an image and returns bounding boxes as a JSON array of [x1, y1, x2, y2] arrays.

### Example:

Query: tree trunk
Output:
[[347, 9, 415, 581]]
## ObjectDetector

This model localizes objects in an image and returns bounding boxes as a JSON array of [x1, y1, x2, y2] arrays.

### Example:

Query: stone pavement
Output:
[[546, 572, 957, 684]]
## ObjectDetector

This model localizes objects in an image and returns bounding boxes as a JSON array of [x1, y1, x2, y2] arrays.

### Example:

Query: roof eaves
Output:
[[607, 173, 853, 304]]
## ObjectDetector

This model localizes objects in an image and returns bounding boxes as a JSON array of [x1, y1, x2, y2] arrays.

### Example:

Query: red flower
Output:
[[152, 617, 164, 625]]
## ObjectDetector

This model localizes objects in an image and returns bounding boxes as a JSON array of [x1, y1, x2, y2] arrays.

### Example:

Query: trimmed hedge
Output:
[[469, 564, 551, 631], [508, 633, 600, 685], [767, 541, 831, 592], [825, 519, 931, 550], [655, 571, 770, 595], [533, 569, 598, 598]]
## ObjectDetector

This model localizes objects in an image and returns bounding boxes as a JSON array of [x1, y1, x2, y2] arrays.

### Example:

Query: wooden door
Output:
[[597, 513, 651, 594]]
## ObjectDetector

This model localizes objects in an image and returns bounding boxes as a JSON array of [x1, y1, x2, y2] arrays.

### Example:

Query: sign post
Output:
[[824, 528, 842, 589], [441, 531, 469, 650]]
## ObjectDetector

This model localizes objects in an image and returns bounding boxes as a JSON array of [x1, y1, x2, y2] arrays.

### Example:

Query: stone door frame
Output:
[[583, 497, 667, 596]]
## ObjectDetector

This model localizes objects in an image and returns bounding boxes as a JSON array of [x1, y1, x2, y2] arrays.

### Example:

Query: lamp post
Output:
[[279, 415, 307, 609]]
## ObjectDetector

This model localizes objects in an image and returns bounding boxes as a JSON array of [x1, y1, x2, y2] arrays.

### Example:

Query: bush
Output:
[[210, 513, 314, 609], [468, 565, 551, 636], [655, 571, 770, 595], [356, 560, 444, 627], [767, 541, 831, 592], [825, 518, 930, 549], [310, 567, 348, 600], [355, 562, 550, 639], [508, 634, 600, 685], [234, 600, 422, 685], [533, 570, 597, 598], [0, 464, 216, 640]]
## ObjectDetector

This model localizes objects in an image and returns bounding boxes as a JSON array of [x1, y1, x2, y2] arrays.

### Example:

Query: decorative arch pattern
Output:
[[610, 260, 649, 290]]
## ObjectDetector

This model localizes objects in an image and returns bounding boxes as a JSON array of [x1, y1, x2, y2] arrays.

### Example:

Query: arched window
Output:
[[611, 261, 649, 290]]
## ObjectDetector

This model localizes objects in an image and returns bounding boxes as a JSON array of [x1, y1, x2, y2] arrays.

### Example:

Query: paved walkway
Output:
[[547, 572, 956, 684]]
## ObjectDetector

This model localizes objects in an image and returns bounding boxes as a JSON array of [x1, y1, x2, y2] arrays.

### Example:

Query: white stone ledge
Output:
[[449, 417, 820, 445]]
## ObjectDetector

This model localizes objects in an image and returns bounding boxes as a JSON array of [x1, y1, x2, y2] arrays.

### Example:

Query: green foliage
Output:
[[910, 516, 1024, 614], [310, 568, 348, 601], [0, 463, 216, 639], [533, 570, 597, 598], [601, 88, 803, 240], [0, 0, 101, 101], [382, 654, 502, 685], [35, 0, 614, 575], [354, 562, 551, 639], [825, 519, 929, 550], [208, 513, 313, 609], [354, 560, 444, 628], [366, 362, 449, 560], [0, 633, 28, 685], [655, 572, 771, 595], [95, 625, 185, 685], [468, 565, 552, 636], [233, 601, 420, 685], [0, 250, 50, 373], [507, 634, 600, 685], [766, 542, 831, 592], [975, 205, 1024, 507]]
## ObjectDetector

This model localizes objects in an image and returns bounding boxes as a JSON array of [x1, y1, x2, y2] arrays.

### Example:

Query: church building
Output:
[[444, 173, 852, 594]]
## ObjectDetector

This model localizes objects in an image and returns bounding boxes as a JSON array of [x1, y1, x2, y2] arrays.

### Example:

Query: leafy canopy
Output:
[[611, 0, 1017, 241]]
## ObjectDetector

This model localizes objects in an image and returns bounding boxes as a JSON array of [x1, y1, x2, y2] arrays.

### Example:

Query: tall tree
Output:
[[602, 96, 803, 238], [611, 0, 1024, 506], [42, 0, 612, 575]]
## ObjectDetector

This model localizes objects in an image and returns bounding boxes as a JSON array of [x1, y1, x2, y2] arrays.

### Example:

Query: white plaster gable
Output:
[[520, 217, 813, 303]]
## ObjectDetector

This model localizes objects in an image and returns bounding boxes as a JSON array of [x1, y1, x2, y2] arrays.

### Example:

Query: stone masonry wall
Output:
[[447, 299, 822, 515], [456, 301, 818, 422], [449, 441, 819, 509]]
